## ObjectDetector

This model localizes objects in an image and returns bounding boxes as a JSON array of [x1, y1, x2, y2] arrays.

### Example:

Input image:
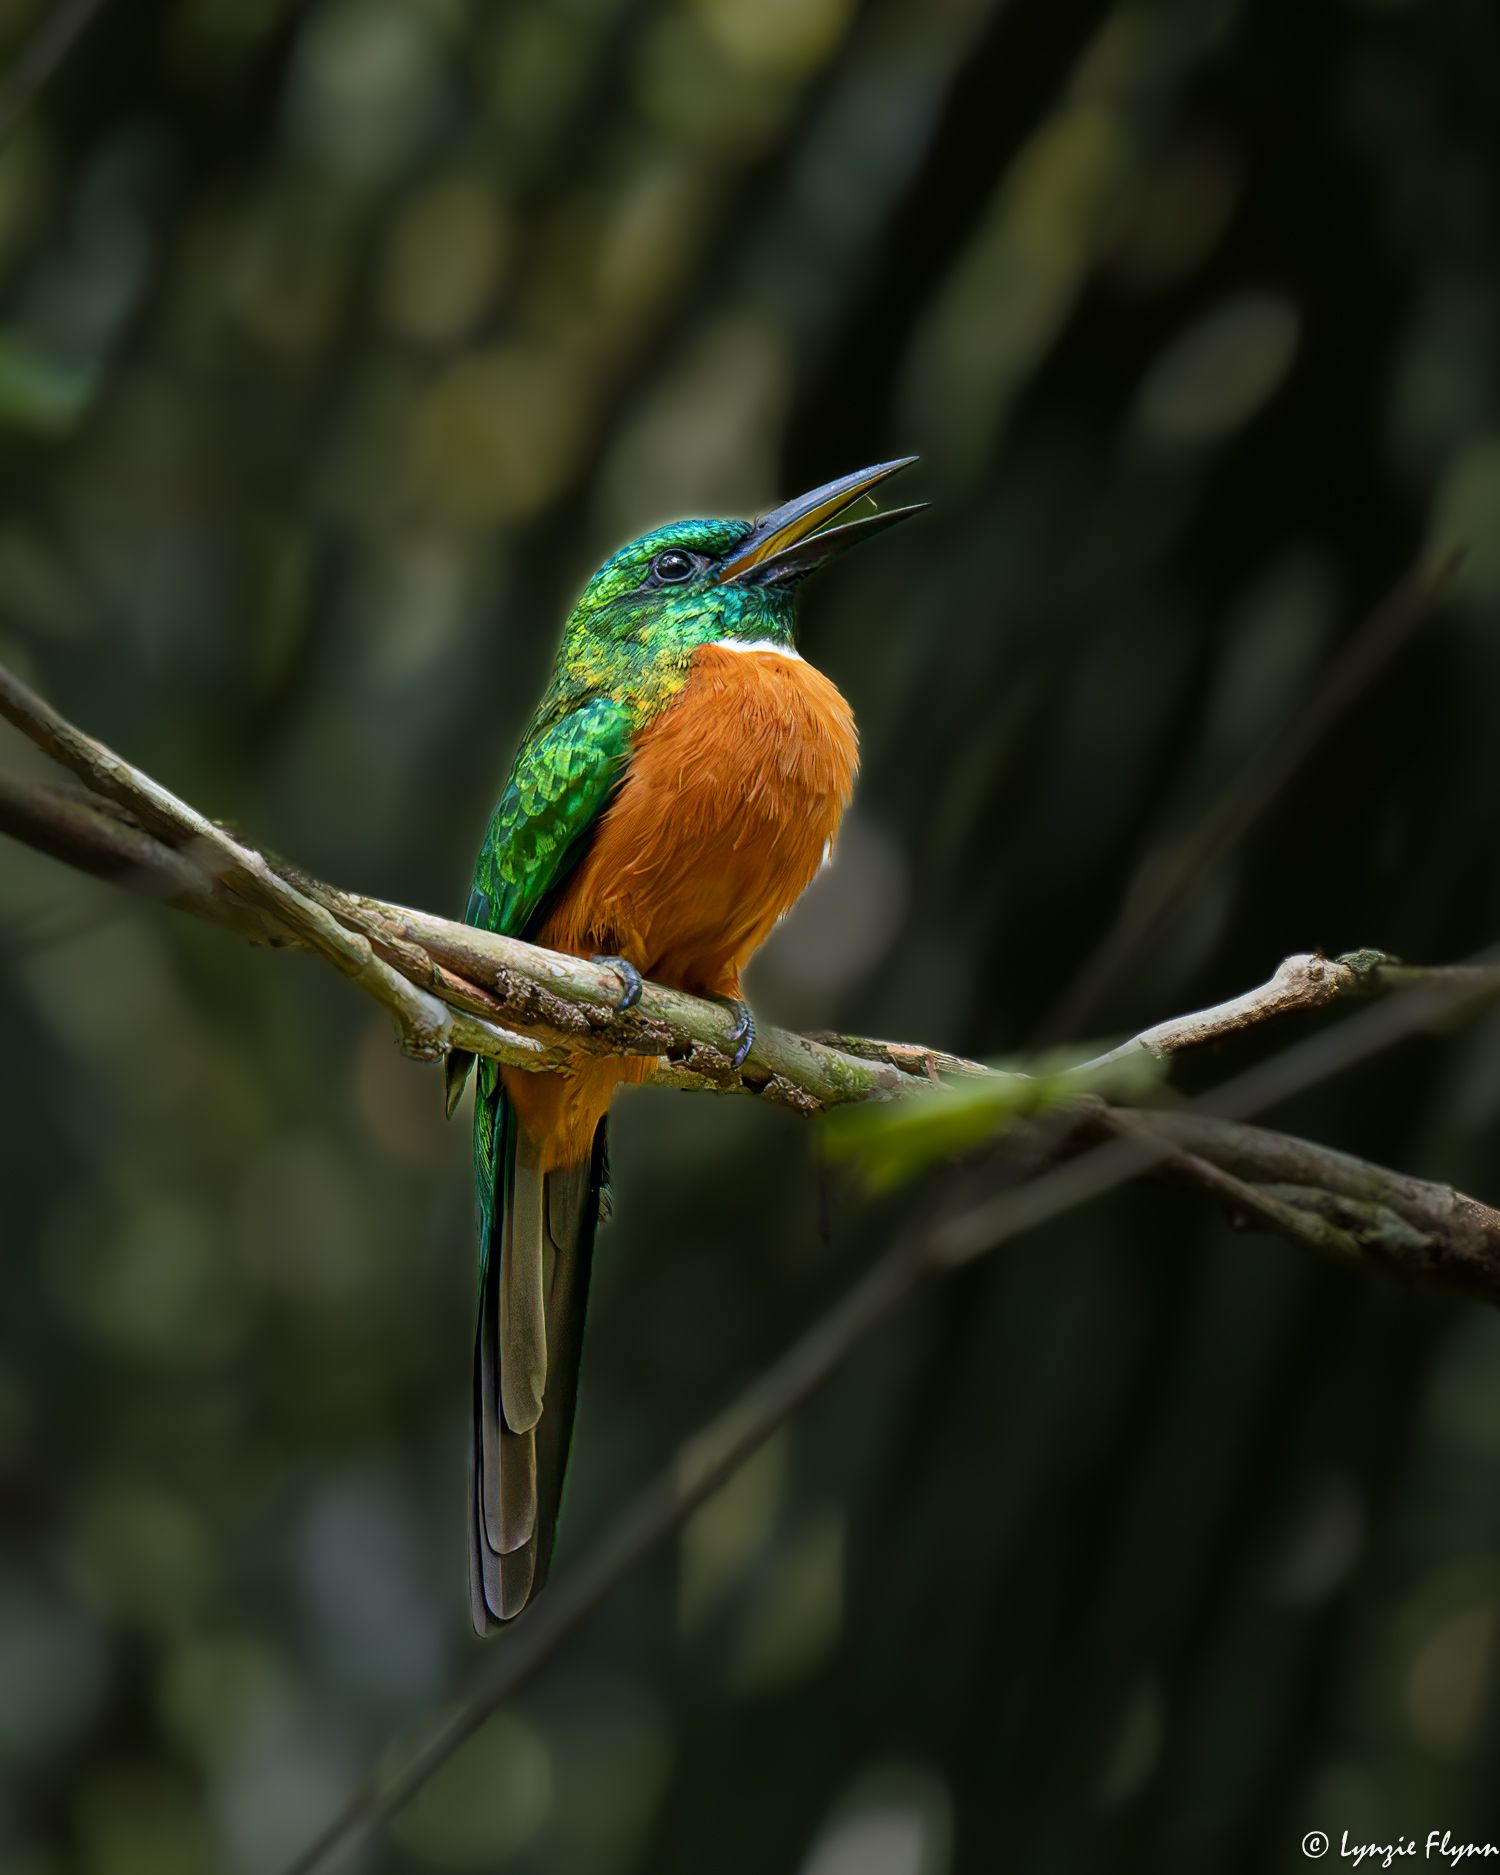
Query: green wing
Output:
[[455, 694, 633, 1214], [469, 695, 634, 941]]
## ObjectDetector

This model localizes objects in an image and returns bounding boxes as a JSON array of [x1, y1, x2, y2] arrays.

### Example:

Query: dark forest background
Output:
[[2, 0, 1499, 1870]]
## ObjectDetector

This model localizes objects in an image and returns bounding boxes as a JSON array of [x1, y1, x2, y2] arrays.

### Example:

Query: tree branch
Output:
[[4, 653, 1500, 1297], [1111, 1106, 1500, 1305], [1078, 946, 1500, 1071]]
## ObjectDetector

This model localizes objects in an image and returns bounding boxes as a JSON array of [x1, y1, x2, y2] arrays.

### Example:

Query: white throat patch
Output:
[[711, 637, 804, 661]]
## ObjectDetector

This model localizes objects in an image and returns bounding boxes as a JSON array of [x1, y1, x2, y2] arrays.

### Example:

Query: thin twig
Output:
[[1103, 1105, 1367, 1259], [1077, 947, 1500, 1072], [1108, 1114, 1496, 1294], [0, 768, 273, 933]]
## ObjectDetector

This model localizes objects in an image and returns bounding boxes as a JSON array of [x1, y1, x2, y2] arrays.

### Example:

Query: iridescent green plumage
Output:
[[456, 464, 923, 1630]]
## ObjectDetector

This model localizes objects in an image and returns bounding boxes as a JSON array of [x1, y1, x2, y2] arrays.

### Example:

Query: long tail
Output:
[[469, 1089, 606, 1631]]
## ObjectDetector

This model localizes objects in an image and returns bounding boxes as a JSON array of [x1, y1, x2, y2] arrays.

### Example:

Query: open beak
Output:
[[717, 457, 924, 586]]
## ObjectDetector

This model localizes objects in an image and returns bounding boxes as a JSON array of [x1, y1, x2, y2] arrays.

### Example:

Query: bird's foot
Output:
[[592, 954, 644, 1012], [717, 997, 756, 1071]]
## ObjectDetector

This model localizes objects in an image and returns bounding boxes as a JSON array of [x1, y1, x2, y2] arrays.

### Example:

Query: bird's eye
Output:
[[652, 550, 696, 584]]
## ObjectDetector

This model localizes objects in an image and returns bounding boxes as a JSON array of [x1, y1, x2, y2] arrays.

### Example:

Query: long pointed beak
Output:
[[717, 457, 924, 586]]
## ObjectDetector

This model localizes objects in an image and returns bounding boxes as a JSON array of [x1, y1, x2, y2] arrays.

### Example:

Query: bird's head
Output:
[[561, 458, 923, 660]]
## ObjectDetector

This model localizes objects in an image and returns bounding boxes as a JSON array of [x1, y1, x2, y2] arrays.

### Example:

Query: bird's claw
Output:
[[592, 954, 644, 1012], [719, 998, 756, 1071]]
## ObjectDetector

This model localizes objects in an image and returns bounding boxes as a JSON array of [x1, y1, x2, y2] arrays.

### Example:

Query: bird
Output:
[[447, 458, 923, 1630]]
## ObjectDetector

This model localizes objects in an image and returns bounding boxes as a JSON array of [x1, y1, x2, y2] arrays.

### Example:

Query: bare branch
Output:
[[0, 769, 236, 924], [3, 650, 1498, 1235], [1121, 1107, 1500, 1305], [7, 662, 1494, 1128], [1079, 947, 1500, 1072]]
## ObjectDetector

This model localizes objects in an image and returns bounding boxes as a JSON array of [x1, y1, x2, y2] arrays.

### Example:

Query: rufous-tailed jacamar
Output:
[[448, 459, 923, 1630]]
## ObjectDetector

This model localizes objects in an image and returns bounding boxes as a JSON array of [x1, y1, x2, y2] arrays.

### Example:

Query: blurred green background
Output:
[[2, 0, 1499, 1870]]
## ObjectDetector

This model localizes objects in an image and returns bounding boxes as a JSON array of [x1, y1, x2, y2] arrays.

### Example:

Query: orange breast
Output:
[[504, 641, 858, 1167]]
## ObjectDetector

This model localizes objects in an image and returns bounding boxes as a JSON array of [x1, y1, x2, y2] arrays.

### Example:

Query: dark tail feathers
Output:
[[469, 1099, 605, 1631]]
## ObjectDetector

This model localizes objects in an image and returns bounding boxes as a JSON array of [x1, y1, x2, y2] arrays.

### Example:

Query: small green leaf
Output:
[[822, 1046, 1165, 1190]]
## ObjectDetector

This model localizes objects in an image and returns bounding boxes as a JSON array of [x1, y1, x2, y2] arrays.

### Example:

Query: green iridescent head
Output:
[[562, 458, 923, 658]]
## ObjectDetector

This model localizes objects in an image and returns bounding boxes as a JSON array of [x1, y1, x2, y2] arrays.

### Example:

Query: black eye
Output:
[[652, 549, 696, 584]]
